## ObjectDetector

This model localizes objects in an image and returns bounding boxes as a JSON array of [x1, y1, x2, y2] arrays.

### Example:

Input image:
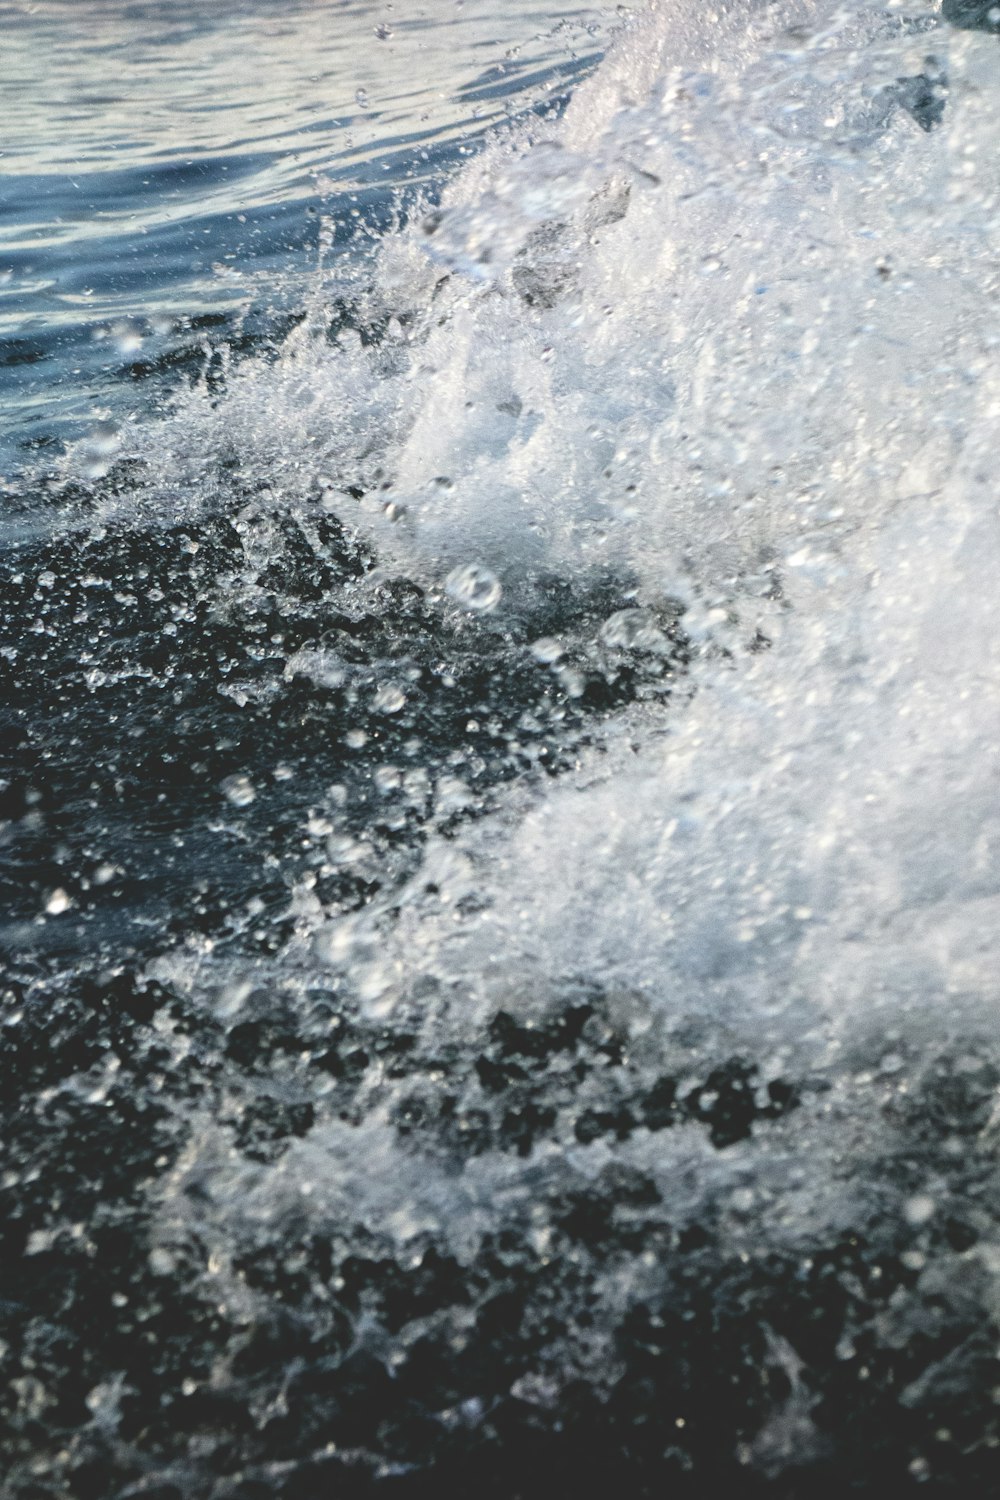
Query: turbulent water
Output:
[[3, 1, 1000, 1494]]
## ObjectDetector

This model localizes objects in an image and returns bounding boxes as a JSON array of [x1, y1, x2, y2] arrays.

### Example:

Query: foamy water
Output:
[[135, 0, 998, 1045]]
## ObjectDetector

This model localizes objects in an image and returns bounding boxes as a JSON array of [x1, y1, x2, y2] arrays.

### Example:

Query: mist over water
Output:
[[3, 1, 1000, 1495]]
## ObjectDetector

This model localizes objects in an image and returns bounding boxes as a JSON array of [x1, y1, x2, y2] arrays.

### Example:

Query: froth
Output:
[[286, 1, 1000, 1055]]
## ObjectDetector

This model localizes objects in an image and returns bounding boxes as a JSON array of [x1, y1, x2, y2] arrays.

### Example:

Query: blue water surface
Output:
[[1, 0, 604, 471]]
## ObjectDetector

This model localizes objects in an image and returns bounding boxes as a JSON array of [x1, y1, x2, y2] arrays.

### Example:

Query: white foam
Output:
[[266, 2, 1000, 1065], [142, 0, 1000, 1300]]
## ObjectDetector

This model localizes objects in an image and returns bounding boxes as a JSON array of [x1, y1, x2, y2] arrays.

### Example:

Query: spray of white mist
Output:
[[255, 0, 1000, 1063], [134, 0, 1000, 1371]]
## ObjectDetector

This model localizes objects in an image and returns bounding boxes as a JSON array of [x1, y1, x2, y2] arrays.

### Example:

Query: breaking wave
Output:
[[4, 2, 1000, 1494]]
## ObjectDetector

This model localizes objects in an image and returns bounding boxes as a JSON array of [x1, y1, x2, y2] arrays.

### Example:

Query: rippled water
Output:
[[2, 0, 603, 465], [4, 2, 1000, 1496]]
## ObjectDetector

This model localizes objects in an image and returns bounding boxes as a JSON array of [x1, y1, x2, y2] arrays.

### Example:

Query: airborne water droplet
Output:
[[903, 1194, 936, 1226], [220, 774, 256, 808], [372, 682, 406, 714], [599, 608, 668, 652], [530, 637, 565, 664], [445, 564, 502, 612]]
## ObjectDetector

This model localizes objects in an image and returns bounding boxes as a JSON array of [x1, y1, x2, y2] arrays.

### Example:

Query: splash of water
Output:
[[135, 0, 997, 1060], [10, 1, 1000, 1490]]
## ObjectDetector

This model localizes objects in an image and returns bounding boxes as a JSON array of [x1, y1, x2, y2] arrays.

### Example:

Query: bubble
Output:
[[355, 87, 371, 110], [44, 888, 72, 915], [445, 564, 502, 612]]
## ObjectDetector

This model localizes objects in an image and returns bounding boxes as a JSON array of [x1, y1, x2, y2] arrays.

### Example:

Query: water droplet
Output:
[[372, 682, 406, 714], [217, 981, 253, 1019], [903, 1194, 936, 1226], [80, 420, 122, 480], [326, 833, 367, 866], [436, 776, 473, 813], [112, 319, 143, 354], [555, 664, 586, 698], [445, 564, 502, 612], [355, 87, 371, 109], [88, 420, 121, 458], [530, 637, 564, 664], [599, 608, 668, 652], [373, 22, 393, 39], [373, 765, 403, 794], [44, 888, 72, 915], [220, 774, 256, 808]]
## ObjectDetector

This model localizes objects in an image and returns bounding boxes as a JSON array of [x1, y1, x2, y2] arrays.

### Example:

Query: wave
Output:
[[5, 2, 1000, 1493]]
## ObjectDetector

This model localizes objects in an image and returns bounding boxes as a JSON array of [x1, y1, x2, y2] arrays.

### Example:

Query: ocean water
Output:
[[2, 0, 603, 468], [3, 1, 1000, 1495]]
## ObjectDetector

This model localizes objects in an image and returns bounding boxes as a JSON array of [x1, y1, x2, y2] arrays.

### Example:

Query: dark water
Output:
[[4, 3, 1000, 1497]]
